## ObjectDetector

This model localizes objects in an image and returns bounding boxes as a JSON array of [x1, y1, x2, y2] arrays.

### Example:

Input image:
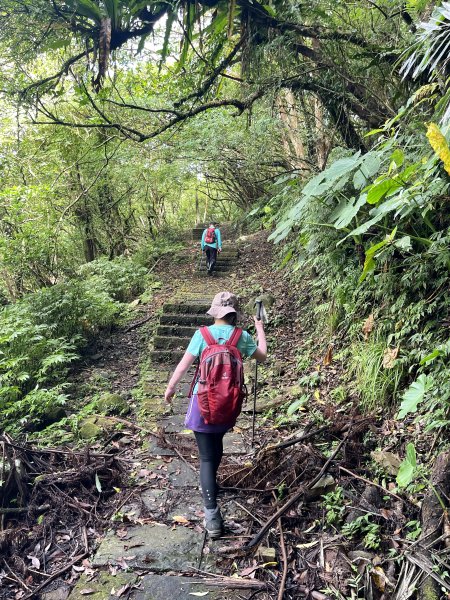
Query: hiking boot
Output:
[[204, 507, 223, 539]]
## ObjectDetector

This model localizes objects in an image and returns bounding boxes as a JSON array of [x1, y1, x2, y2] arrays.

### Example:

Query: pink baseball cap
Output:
[[206, 291, 240, 319]]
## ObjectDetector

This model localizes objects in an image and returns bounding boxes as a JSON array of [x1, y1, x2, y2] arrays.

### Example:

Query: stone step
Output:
[[150, 350, 184, 364], [163, 302, 210, 315], [198, 265, 233, 272], [159, 313, 212, 326], [156, 325, 197, 337], [154, 335, 190, 350]]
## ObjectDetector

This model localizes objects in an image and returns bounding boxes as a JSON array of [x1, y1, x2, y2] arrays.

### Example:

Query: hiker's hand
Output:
[[165, 386, 176, 403], [218, 248, 222, 252], [254, 316, 264, 330]]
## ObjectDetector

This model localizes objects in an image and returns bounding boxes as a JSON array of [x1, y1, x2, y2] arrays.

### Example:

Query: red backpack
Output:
[[204, 227, 216, 244], [189, 327, 246, 425]]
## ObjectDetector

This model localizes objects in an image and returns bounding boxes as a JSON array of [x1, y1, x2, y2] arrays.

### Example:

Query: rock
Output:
[[371, 450, 402, 476], [79, 416, 112, 440], [257, 546, 277, 562], [41, 584, 70, 600], [135, 574, 253, 599], [305, 475, 336, 500], [96, 392, 130, 416], [41, 404, 66, 426], [92, 524, 208, 571], [70, 571, 137, 600]]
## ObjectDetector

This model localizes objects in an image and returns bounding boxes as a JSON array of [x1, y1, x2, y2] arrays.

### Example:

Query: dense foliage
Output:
[[0, 1, 449, 441]]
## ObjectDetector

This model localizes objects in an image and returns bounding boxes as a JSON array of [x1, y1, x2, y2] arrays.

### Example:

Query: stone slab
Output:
[[143, 457, 198, 488], [92, 524, 204, 571], [160, 413, 187, 433], [133, 574, 253, 600], [223, 432, 248, 455]]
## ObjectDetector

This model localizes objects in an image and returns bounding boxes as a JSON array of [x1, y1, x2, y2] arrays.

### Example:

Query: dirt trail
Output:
[[66, 230, 283, 599]]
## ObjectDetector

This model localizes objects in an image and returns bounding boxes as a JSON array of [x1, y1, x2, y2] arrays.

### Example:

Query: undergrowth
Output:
[[0, 256, 153, 435]]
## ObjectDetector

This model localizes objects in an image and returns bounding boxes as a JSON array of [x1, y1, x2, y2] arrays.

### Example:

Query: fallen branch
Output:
[[244, 432, 349, 551], [124, 314, 152, 333], [261, 425, 328, 454], [0, 504, 50, 515]]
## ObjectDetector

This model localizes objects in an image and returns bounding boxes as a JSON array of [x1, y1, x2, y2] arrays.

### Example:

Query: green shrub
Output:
[[78, 256, 148, 302], [0, 256, 149, 434]]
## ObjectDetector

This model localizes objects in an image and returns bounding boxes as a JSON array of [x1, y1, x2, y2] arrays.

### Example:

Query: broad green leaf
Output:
[[360, 153, 382, 178], [391, 149, 404, 167], [367, 179, 401, 204], [396, 444, 417, 488], [279, 248, 293, 268], [331, 195, 367, 229], [287, 395, 308, 415], [66, 0, 103, 22], [397, 374, 432, 419], [394, 236, 412, 251]]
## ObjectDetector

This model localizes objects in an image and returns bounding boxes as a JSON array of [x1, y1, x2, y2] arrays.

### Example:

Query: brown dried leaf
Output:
[[116, 584, 131, 597], [172, 515, 189, 525], [383, 346, 399, 369], [371, 566, 387, 592], [80, 590, 96, 596], [323, 345, 333, 366], [362, 314, 375, 339]]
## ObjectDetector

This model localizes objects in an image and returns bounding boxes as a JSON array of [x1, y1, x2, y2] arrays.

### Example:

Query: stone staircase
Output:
[[196, 247, 239, 277], [150, 298, 212, 364]]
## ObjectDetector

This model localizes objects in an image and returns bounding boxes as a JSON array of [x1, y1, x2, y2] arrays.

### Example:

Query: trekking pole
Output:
[[251, 299, 263, 447]]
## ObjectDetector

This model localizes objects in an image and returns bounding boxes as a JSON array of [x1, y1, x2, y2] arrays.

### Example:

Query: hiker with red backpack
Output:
[[201, 221, 222, 276], [164, 292, 267, 539]]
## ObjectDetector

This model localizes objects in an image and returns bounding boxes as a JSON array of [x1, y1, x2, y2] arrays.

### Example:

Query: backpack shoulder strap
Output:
[[199, 326, 216, 346], [226, 327, 242, 348]]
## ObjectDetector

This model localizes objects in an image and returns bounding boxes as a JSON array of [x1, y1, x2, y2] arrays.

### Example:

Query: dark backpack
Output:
[[189, 327, 246, 425], [204, 227, 216, 244]]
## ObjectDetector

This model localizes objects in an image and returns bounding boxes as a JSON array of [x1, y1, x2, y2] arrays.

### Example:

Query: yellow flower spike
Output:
[[426, 122, 450, 175]]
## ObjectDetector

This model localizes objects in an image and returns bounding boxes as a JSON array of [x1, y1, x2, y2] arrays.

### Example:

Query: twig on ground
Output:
[[261, 425, 328, 454], [234, 501, 265, 526], [277, 517, 288, 600], [22, 552, 89, 600], [124, 315, 152, 333], [3, 559, 31, 592], [245, 432, 349, 551], [0, 504, 50, 515]]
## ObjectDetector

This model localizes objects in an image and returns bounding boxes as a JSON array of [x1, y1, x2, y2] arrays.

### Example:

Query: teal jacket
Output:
[[201, 227, 222, 250]]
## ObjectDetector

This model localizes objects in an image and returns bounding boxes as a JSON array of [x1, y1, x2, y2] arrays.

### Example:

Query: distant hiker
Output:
[[201, 221, 222, 276], [164, 291, 267, 539]]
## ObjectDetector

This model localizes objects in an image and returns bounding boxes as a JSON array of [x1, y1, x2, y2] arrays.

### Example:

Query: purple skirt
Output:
[[185, 394, 234, 433]]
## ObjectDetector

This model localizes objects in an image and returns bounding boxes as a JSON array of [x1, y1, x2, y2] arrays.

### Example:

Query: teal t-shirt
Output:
[[187, 325, 257, 358], [187, 325, 257, 394]]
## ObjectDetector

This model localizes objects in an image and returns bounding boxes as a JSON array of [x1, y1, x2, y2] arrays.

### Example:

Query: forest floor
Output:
[[1, 230, 434, 600]]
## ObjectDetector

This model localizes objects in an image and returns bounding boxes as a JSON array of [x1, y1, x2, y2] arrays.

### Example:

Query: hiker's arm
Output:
[[252, 317, 267, 362], [165, 352, 197, 402], [217, 229, 222, 251]]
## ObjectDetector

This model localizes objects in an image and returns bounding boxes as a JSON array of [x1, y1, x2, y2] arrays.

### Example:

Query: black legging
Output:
[[205, 247, 217, 272], [194, 431, 225, 508]]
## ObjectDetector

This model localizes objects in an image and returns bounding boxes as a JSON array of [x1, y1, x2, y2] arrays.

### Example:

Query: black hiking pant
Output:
[[205, 247, 217, 274], [194, 431, 225, 508]]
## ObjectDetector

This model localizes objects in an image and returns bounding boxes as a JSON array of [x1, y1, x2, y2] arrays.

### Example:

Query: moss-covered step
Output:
[[159, 313, 211, 326], [156, 325, 197, 337], [163, 302, 210, 314], [150, 350, 184, 364], [153, 335, 190, 350]]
